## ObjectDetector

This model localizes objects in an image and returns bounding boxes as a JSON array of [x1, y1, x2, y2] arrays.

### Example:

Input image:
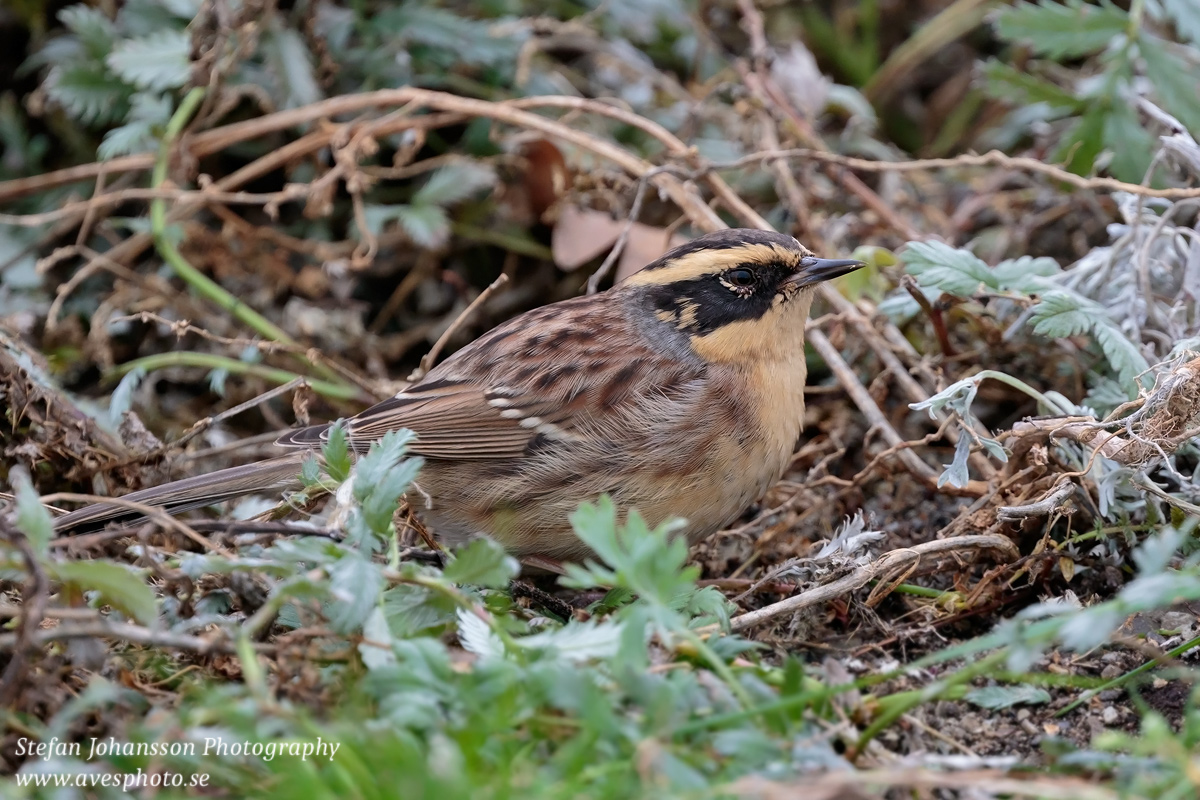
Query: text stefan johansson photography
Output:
[[16, 736, 342, 762]]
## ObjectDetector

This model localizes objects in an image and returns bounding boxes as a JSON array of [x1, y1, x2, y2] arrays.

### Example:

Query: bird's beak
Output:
[[785, 257, 865, 287]]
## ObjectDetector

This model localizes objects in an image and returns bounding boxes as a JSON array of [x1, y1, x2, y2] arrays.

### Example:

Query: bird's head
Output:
[[621, 229, 862, 364]]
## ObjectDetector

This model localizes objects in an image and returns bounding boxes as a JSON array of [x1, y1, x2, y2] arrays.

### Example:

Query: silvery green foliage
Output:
[[982, 0, 1200, 181], [888, 132, 1200, 498]]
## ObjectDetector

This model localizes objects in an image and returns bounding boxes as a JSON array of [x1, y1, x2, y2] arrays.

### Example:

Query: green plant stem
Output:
[[854, 650, 1007, 755], [971, 370, 1075, 415], [149, 87, 348, 391], [680, 628, 754, 709], [1057, 633, 1200, 717], [886, 582, 956, 600], [110, 351, 361, 401]]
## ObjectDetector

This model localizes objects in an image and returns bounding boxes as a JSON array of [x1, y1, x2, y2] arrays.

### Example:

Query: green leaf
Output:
[[354, 430, 422, 535], [13, 471, 53, 558], [514, 619, 623, 664], [1031, 291, 1150, 389], [981, 60, 1082, 111], [261, 26, 323, 109], [353, 429, 417, 502], [1053, 104, 1108, 176], [561, 497, 699, 629], [443, 538, 519, 588], [106, 29, 192, 91], [1092, 322, 1151, 389], [1161, 0, 1200, 43], [359, 606, 397, 670], [901, 241, 997, 295], [382, 584, 457, 638], [995, 0, 1128, 59], [46, 64, 132, 125], [323, 420, 352, 483], [395, 204, 451, 249], [1029, 291, 1093, 337], [1139, 37, 1200, 136], [1103, 99, 1157, 183], [51, 561, 157, 625], [327, 552, 384, 633], [413, 163, 496, 208], [361, 203, 450, 249], [300, 454, 321, 487], [98, 92, 172, 160], [966, 685, 1052, 710], [938, 434, 972, 489], [456, 607, 504, 658], [990, 255, 1061, 292], [58, 4, 117, 60], [108, 366, 145, 427]]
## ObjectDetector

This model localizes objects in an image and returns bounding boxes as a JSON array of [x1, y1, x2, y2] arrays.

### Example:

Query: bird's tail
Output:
[[53, 453, 311, 533]]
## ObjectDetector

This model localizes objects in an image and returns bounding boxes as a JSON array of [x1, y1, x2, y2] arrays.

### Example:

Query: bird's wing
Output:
[[277, 294, 705, 461], [278, 379, 571, 459]]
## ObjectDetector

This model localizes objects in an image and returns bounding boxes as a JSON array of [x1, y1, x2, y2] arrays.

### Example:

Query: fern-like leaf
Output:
[[45, 64, 132, 125], [995, 0, 1129, 60], [902, 241, 998, 296], [106, 29, 192, 91]]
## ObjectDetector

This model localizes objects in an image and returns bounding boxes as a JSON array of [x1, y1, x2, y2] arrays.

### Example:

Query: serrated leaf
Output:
[[98, 92, 172, 160], [965, 685, 1052, 710], [395, 204, 451, 249], [359, 458, 422, 535], [517, 619, 623, 663], [981, 60, 1082, 110], [456, 607, 504, 658], [901, 241, 997, 295], [361, 203, 450, 249], [323, 420, 351, 483], [1053, 104, 1108, 176], [388, 5, 522, 68], [413, 163, 496, 208], [353, 429, 417, 501], [991, 255, 1061, 291], [51, 561, 157, 625], [1161, 0, 1200, 43], [1092, 322, 1151, 389], [300, 455, 321, 487], [46, 64, 132, 125], [359, 606, 397, 670], [261, 27, 323, 109], [1030, 291, 1093, 337], [1031, 291, 1150, 389], [1139, 37, 1200, 136], [13, 471, 53, 558], [443, 538, 519, 588], [1103, 99, 1157, 183], [327, 552, 383, 633], [58, 4, 117, 59], [98, 120, 155, 160], [995, 0, 1129, 59], [106, 30, 192, 91], [382, 584, 457, 637]]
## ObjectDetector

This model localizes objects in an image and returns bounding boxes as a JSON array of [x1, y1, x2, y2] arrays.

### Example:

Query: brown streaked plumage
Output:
[[54, 229, 862, 562]]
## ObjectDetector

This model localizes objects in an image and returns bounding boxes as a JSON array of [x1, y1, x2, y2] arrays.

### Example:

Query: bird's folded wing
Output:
[[278, 380, 573, 460]]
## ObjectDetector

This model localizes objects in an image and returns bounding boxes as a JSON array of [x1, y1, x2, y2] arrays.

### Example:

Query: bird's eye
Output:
[[725, 268, 756, 288]]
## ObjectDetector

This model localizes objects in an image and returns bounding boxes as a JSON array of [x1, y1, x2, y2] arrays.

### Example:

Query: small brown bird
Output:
[[55, 229, 861, 561]]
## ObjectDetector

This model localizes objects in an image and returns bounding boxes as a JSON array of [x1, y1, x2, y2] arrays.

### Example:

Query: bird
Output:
[[54, 229, 862, 562]]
